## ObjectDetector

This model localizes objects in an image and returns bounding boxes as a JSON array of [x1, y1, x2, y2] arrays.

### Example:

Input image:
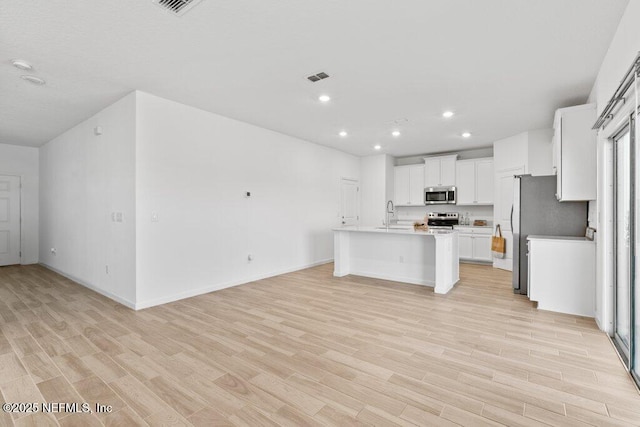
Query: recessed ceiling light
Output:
[[374, 145, 382, 150], [443, 111, 454, 118], [12, 59, 33, 71], [392, 130, 401, 137], [462, 132, 472, 138], [20, 75, 45, 86], [339, 130, 348, 137], [318, 94, 331, 103]]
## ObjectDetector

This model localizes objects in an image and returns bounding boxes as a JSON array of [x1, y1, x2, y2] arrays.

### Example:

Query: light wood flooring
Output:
[[0, 263, 638, 426]]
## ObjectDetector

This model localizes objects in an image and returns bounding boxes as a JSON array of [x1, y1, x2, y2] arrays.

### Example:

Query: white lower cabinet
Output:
[[527, 236, 595, 317], [455, 227, 492, 262], [459, 235, 473, 259], [472, 235, 492, 261]]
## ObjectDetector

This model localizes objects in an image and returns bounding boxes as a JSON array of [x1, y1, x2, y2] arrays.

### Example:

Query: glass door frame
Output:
[[612, 115, 636, 370]]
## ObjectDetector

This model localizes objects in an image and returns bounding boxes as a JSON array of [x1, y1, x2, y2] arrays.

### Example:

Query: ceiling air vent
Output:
[[307, 72, 330, 83], [152, 0, 205, 16]]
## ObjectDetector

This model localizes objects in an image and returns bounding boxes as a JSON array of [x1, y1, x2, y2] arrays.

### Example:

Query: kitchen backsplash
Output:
[[396, 205, 494, 224]]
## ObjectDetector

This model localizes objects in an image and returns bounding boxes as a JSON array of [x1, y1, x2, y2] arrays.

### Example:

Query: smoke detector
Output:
[[152, 0, 205, 16]]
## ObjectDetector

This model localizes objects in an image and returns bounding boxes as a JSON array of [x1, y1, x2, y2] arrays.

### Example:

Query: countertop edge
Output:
[[527, 235, 593, 242]]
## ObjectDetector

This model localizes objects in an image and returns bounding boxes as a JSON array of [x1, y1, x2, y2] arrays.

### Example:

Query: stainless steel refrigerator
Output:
[[512, 175, 588, 295]]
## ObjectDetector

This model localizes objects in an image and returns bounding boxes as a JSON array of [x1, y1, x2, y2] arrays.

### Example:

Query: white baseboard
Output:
[[134, 258, 334, 310], [41, 259, 333, 311], [345, 270, 435, 287], [39, 263, 136, 309]]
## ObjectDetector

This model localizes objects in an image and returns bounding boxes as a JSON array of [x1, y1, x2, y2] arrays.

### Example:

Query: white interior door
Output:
[[340, 178, 359, 226], [0, 175, 21, 266]]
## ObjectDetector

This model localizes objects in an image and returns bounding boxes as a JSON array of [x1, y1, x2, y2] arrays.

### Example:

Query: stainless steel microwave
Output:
[[425, 186, 456, 204]]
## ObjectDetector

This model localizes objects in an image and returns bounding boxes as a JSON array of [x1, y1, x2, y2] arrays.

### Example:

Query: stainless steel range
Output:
[[427, 212, 459, 230]]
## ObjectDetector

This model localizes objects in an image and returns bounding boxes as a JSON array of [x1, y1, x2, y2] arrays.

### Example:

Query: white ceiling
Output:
[[0, 0, 629, 157]]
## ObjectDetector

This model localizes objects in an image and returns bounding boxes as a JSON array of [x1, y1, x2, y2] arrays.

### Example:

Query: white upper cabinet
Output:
[[456, 161, 475, 204], [394, 166, 410, 206], [409, 165, 425, 204], [456, 158, 494, 205], [475, 159, 494, 204], [394, 164, 424, 206], [424, 159, 441, 187], [423, 155, 457, 187], [553, 104, 596, 201]]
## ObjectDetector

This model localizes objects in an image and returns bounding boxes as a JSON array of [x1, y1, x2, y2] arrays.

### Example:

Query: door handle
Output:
[[510, 205, 513, 231]]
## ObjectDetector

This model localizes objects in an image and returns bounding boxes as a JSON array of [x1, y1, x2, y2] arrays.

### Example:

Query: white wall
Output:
[[0, 144, 39, 264], [39, 93, 136, 307], [493, 132, 529, 172], [135, 92, 359, 308], [527, 129, 554, 176], [360, 154, 393, 226], [588, 0, 640, 333]]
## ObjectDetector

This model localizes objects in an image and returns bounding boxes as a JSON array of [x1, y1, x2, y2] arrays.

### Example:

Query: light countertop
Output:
[[334, 226, 454, 236], [527, 235, 593, 242]]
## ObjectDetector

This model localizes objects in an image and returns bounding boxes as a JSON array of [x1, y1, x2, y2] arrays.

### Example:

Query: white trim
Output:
[[344, 270, 435, 287], [135, 259, 333, 310], [39, 263, 136, 309], [597, 88, 638, 335]]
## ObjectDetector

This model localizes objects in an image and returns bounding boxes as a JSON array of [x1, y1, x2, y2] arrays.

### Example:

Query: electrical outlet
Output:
[[50, 248, 56, 255], [116, 212, 123, 222]]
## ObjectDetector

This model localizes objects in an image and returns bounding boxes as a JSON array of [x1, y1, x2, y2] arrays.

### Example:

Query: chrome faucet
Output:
[[386, 200, 394, 230]]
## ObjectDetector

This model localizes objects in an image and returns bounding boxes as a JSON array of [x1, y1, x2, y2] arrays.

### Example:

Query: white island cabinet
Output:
[[333, 227, 459, 294]]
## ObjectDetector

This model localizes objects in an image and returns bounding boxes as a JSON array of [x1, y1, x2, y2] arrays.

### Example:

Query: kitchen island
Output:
[[333, 227, 459, 294]]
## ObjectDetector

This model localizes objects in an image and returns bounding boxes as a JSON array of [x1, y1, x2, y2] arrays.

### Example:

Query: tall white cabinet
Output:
[[424, 155, 457, 187], [493, 129, 553, 271], [394, 164, 425, 206], [456, 158, 494, 205]]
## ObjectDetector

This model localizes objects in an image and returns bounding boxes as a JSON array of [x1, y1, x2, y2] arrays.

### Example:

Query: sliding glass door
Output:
[[614, 124, 632, 364]]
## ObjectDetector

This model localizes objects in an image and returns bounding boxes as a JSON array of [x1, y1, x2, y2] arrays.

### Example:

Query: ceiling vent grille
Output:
[[152, 0, 205, 16], [307, 72, 330, 83]]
